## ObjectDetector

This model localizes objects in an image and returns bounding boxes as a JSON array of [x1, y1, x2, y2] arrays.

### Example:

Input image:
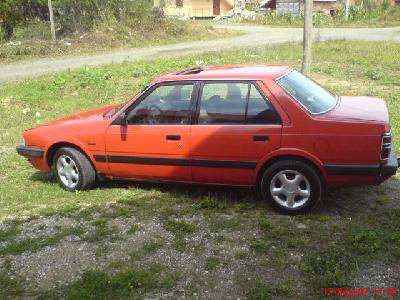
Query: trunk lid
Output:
[[321, 96, 389, 124]]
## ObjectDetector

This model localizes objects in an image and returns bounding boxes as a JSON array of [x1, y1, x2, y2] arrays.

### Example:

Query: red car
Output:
[[17, 65, 399, 213]]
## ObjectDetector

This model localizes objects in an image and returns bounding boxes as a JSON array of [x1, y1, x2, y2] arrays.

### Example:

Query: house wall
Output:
[[154, 0, 235, 17], [313, 0, 340, 13], [269, 0, 341, 15]]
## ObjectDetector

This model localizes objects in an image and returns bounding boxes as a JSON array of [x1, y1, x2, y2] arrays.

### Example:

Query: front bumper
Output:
[[380, 145, 399, 177], [16, 146, 44, 158]]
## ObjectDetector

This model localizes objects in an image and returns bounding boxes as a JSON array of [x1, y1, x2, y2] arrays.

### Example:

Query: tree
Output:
[[301, 0, 313, 76], [0, 0, 48, 40], [344, 0, 350, 20], [0, 0, 23, 40], [48, 0, 56, 40]]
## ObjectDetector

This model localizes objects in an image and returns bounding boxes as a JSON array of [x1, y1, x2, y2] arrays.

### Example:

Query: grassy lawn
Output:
[[0, 21, 237, 63], [0, 40, 399, 298]]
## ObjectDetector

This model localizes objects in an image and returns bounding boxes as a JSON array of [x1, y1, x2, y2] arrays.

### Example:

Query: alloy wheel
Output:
[[56, 154, 79, 189], [269, 170, 311, 209]]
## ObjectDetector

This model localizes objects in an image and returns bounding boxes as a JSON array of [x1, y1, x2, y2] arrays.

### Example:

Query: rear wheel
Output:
[[260, 160, 322, 214], [53, 147, 96, 192]]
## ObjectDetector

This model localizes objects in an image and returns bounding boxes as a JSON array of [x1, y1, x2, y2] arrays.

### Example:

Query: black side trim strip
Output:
[[94, 155, 107, 162], [16, 146, 44, 158], [94, 155, 257, 170], [191, 159, 256, 169], [324, 164, 380, 176], [108, 156, 190, 166]]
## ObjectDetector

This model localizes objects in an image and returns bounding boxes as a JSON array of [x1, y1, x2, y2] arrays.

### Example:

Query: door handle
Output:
[[166, 135, 181, 141], [253, 136, 270, 142]]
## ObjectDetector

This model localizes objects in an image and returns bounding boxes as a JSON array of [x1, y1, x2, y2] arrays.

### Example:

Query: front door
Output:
[[190, 81, 282, 185], [105, 83, 196, 181], [213, 0, 220, 15]]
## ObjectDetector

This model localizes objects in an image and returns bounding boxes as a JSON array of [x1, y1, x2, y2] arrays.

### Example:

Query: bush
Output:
[[0, 0, 157, 39], [53, 0, 154, 34]]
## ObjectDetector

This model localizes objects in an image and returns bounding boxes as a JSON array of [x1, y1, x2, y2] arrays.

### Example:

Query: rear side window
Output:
[[276, 70, 337, 114], [198, 82, 280, 125]]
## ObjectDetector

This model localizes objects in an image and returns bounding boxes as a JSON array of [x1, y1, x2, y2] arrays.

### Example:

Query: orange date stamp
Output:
[[323, 287, 397, 298]]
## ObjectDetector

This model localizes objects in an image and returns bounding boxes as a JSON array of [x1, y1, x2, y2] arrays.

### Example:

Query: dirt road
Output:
[[0, 25, 399, 83]]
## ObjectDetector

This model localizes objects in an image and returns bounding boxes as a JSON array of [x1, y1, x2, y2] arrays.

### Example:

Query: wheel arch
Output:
[[256, 153, 326, 187], [46, 141, 97, 172]]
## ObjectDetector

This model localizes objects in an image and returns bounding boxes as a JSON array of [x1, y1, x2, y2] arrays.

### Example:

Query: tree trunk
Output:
[[301, 0, 313, 77], [344, 0, 350, 20], [1, 19, 14, 40], [48, 0, 56, 41]]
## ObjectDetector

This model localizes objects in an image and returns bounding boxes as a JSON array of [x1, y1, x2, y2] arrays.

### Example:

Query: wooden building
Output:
[[153, 0, 243, 18]]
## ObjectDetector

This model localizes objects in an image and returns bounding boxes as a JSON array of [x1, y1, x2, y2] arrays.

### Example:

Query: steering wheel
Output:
[[148, 104, 163, 115], [146, 104, 163, 124]]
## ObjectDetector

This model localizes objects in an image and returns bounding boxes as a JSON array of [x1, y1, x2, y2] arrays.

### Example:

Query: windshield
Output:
[[109, 85, 150, 118], [276, 70, 337, 114]]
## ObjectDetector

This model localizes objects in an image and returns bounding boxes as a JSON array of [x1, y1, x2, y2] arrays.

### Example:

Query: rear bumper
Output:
[[16, 146, 44, 158], [380, 145, 399, 177], [324, 145, 398, 184]]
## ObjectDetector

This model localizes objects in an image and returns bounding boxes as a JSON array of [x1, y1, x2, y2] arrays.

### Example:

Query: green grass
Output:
[[163, 219, 196, 234], [0, 222, 20, 241], [0, 226, 84, 255], [39, 265, 179, 300], [0, 274, 24, 298], [205, 256, 222, 270], [0, 40, 399, 298]]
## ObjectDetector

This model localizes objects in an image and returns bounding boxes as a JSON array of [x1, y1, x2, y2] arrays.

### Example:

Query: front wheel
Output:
[[260, 160, 322, 214], [53, 147, 96, 192]]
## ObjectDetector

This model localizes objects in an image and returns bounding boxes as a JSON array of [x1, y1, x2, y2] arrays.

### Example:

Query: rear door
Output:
[[190, 81, 282, 185], [104, 82, 196, 181]]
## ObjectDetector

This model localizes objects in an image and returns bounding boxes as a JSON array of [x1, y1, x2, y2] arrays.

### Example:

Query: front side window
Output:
[[276, 70, 337, 114], [198, 82, 280, 125], [127, 84, 193, 125]]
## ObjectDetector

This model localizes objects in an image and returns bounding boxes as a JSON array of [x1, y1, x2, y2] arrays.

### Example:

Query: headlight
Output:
[[20, 136, 25, 146]]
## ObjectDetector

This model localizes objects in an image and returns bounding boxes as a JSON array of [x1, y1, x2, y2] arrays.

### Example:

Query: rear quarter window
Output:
[[276, 70, 337, 114]]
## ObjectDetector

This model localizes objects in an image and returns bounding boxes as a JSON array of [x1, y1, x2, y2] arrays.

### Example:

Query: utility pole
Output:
[[48, 0, 56, 41], [301, 0, 313, 76], [344, 0, 350, 20]]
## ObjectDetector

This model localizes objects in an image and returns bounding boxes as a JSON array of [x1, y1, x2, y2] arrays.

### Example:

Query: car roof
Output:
[[153, 65, 292, 83]]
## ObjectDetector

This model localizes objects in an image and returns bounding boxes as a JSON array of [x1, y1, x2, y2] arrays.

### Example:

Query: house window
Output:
[[176, 0, 183, 7]]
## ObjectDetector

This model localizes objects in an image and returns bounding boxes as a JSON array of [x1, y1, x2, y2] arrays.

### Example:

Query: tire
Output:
[[52, 147, 96, 192], [260, 159, 322, 214]]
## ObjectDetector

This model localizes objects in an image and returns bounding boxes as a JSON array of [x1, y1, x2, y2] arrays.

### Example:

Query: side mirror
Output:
[[119, 111, 128, 126]]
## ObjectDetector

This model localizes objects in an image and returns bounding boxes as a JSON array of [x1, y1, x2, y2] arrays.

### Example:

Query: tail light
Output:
[[381, 131, 392, 160]]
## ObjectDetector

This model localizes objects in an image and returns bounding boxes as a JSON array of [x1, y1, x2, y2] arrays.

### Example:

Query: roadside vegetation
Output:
[[239, 0, 400, 27], [0, 40, 399, 298], [0, 20, 232, 63], [0, 0, 235, 62]]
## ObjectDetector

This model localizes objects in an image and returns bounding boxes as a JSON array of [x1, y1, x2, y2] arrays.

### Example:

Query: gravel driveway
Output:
[[0, 25, 399, 83]]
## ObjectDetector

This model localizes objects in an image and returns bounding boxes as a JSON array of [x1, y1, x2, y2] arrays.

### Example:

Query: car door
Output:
[[104, 82, 196, 181], [190, 81, 282, 185]]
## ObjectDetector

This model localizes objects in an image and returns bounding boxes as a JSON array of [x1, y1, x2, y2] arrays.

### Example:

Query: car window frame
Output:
[[192, 80, 282, 126], [275, 69, 338, 115], [112, 80, 199, 126]]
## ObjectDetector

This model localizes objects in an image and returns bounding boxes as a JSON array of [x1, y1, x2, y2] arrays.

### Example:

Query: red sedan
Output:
[[17, 65, 399, 214]]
